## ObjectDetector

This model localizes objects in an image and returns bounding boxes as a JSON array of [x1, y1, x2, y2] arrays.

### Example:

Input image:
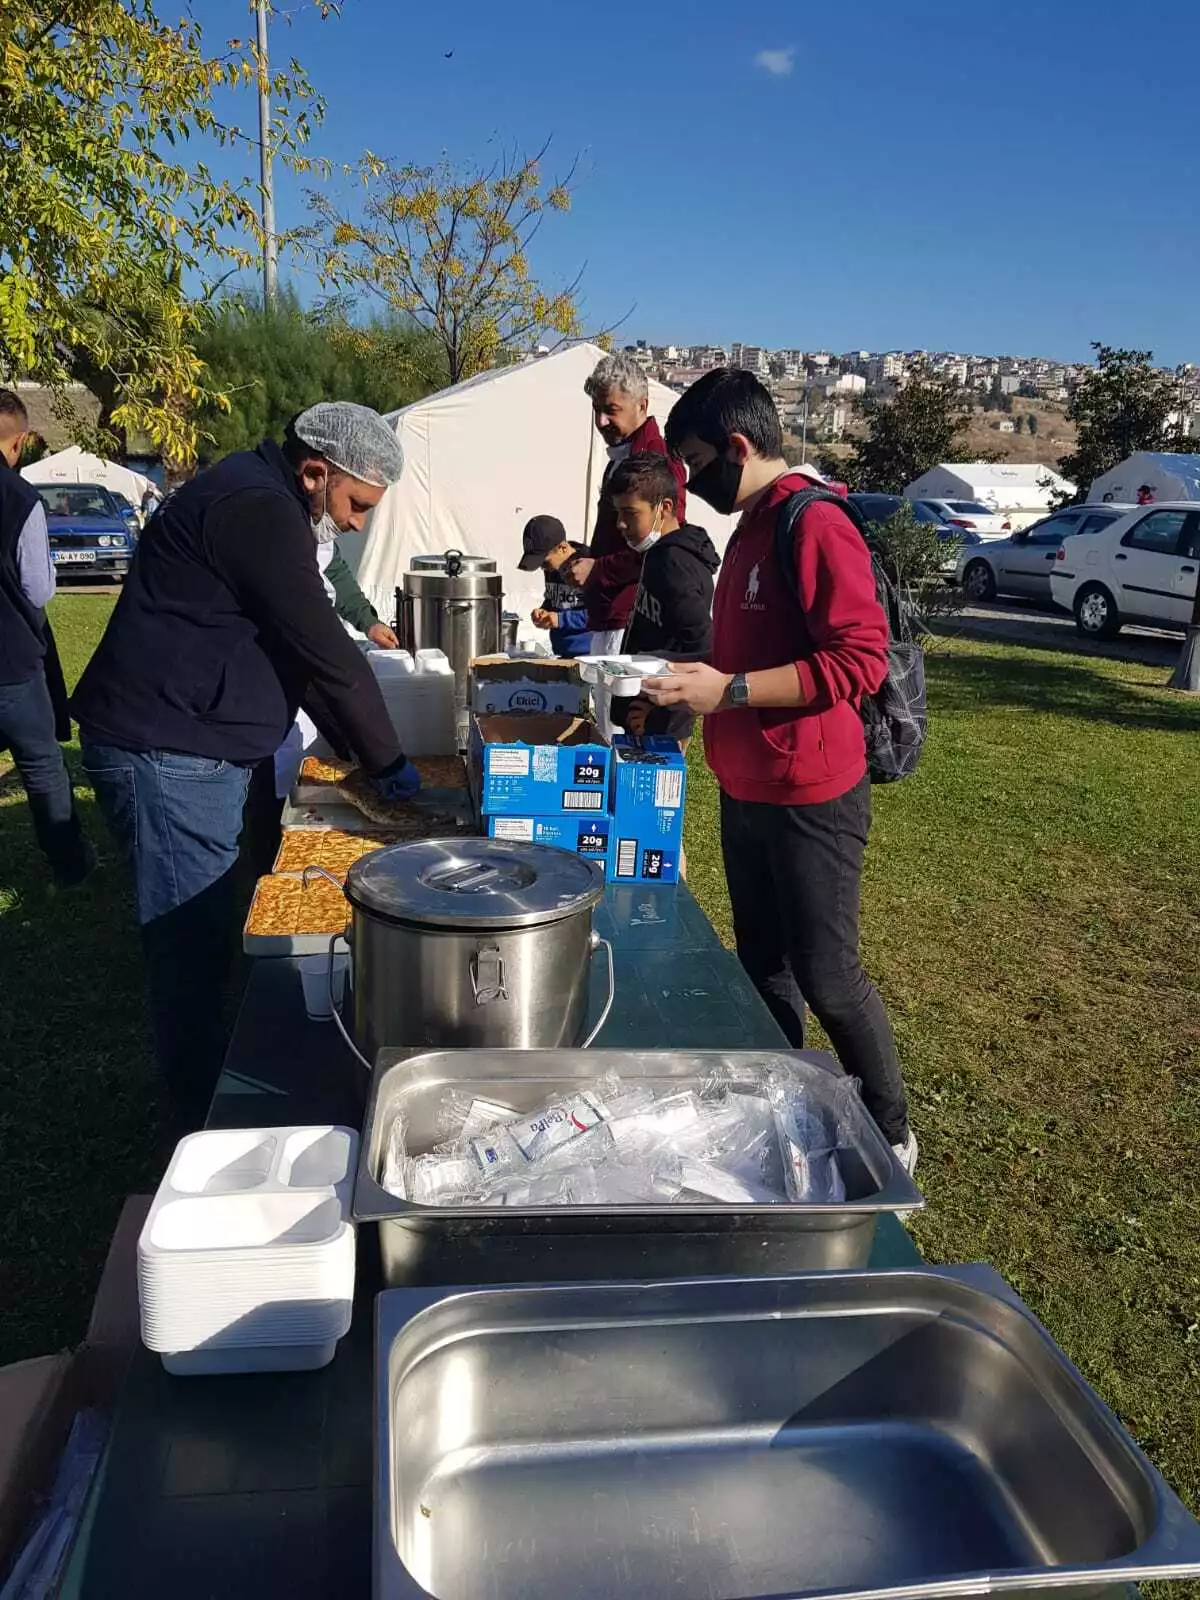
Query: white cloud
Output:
[[754, 46, 795, 76]]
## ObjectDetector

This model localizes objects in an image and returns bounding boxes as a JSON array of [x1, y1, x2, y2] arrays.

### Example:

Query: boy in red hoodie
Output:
[[646, 369, 915, 1172]]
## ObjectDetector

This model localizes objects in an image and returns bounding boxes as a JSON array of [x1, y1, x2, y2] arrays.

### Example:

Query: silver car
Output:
[[958, 504, 1132, 603]]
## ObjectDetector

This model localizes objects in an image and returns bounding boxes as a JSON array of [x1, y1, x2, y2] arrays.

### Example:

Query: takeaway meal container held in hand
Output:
[[354, 1047, 923, 1284], [345, 839, 609, 1063]]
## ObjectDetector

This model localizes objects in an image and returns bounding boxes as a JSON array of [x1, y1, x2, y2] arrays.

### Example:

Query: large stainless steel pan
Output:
[[374, 1266, 1200, 1600], [354, 1048, 923, 1284]]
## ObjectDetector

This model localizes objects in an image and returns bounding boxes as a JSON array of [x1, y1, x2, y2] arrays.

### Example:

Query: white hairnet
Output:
[[293, 402, 405, 488]]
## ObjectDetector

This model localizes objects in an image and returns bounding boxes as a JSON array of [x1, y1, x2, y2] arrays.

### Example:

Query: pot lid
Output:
[[409, 549, 496, 574], [345, 838, 604, 929]]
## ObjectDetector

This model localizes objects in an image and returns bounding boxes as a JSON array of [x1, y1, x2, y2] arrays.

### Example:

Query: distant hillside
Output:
[[794, 397, 1076, 482], [963, 398, 1076, 467]]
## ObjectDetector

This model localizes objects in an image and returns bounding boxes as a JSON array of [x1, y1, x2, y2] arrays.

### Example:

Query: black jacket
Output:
[[0, 461, 49, 688], [72, 441, 401, 772], [615, 522, 720, 740]]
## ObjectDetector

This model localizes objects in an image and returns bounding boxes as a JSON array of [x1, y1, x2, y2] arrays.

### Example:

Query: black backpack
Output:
[[773, 488, 927, 784]]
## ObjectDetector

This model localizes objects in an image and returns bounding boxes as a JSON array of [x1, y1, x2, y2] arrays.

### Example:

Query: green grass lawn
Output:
[[2, 597, 1198, 1534], [0, 595, 165, 1362]]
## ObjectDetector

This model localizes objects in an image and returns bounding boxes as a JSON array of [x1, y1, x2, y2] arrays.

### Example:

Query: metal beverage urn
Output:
[[396, 550, 503, 707]]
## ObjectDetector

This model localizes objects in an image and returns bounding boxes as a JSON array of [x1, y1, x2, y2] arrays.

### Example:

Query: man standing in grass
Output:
[[570, 353, 688, 656], [74, 403, 417, 1132], [0, 389, 92, 888], [645, 369, 916, 1173]]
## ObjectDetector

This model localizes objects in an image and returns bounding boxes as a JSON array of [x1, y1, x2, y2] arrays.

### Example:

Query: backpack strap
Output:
[[773, 488, 908, 641]]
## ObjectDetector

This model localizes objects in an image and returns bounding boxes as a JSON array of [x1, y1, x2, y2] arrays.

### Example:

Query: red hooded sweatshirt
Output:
[[582, 416, 688, 631], [706, 473, 889, 806]]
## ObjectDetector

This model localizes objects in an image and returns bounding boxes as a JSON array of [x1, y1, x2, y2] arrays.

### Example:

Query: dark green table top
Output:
[[63, 881, 919, 1599]]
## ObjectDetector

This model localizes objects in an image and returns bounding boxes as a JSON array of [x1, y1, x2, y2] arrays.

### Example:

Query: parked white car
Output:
[[958, 504, 1131, 603], [1049, 502, 1200, 639], [912, 498, 1012, 539]]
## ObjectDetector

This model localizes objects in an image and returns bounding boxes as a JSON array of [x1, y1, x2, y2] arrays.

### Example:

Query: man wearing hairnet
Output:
[[74, 403, 418, 1131]]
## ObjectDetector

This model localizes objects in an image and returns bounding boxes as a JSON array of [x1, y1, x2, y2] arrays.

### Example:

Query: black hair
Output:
[[282, 413, 314, 468], [606, 452, 678, 508], [663, 367, 783, 459], [0, 388, 29, 432]]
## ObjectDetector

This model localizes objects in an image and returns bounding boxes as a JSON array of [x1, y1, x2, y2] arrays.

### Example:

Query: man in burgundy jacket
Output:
[[569, 352, 687, 653], [645, 368, 916, 1174]]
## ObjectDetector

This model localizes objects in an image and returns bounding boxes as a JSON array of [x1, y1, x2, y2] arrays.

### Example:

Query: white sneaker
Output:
[[891, 1129, 919, 1177]]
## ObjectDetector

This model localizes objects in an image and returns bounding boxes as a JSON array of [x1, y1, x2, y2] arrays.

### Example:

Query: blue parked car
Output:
[[37, 483, 137, 579], [848, 491, 983, 577]]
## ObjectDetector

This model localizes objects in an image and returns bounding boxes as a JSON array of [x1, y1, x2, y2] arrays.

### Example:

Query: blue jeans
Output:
[[81, 739, 252, 1131], [0, 670, 89, 883]]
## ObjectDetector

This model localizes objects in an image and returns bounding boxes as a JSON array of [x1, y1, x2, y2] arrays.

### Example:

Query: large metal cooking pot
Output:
[[341, 838, 610, 1062], [397, 549, 503, 706]]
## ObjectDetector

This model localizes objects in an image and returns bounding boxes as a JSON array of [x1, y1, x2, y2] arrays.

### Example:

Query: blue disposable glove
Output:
[[370, 756, 421, 803]]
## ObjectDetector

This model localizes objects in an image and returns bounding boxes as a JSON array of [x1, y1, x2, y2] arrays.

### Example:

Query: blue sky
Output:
[[192, 0, 1200, 364]]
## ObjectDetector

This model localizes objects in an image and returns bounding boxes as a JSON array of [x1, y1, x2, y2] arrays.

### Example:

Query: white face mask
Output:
[[629, 505, 663, 555], [310, 480, 340, 545]]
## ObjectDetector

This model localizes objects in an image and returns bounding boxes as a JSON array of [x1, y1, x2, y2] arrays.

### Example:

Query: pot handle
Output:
[[444, 548, 464, 577], [470, 944, 508, 1006], [580, 933, 615, 1048]]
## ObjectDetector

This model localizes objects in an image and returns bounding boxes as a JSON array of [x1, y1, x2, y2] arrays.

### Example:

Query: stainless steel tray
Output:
[[374, 1265, 1200, 1600], [354, 1049, 923, 1284]]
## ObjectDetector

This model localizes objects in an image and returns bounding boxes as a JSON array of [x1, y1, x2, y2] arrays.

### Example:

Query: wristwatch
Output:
[[728, 673, 751, 708]]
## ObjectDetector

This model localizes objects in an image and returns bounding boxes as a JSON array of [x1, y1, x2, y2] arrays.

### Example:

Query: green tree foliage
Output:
[[0, 1, 329, 467], [861, 502, 964, 625], [1057, 344, 1189, 501], [194, 294, 440, 463], [1013, 414, 1025, 435], [1027, 412, 1038, 437], [845, 364, 972, 494], [311, 143, 583, 385]]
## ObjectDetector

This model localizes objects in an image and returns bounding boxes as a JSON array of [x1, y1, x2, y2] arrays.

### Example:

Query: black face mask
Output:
[[686, 452, 743, 516]]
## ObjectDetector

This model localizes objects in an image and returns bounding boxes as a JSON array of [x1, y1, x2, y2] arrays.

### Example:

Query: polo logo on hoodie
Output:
[[743, 562, 765, 611]]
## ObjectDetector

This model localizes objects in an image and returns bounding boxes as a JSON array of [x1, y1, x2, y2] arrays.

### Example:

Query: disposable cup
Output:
[[299, 953, 349, 1021]]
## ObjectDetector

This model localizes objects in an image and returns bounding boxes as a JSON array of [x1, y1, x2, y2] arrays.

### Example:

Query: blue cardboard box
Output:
[[609, 735, 687, 884], [472, 714, 610, 818], [486, 811, 613, 873]]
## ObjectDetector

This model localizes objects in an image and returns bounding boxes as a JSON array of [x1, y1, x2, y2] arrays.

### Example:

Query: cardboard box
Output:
[[486, 810, 614, 872], [472, 714, 611, 817], [608, 735, 688, 884], [0, 1195, 149, 1586], [470, 656, 589, 716]]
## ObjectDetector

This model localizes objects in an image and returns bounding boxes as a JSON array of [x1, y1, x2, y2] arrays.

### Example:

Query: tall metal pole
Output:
[[800, 381, 810, 463], [256, 0, 278, 306]]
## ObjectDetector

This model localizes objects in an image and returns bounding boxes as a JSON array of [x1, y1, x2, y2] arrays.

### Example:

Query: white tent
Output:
[[904, 461, 1075, 528], [1087, 451, 1200, 505], [351, 343, 739, 627], [22, 445, 155, 508]]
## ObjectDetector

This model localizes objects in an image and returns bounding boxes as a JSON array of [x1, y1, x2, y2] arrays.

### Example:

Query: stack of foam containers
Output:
[[137, 1126, 358, 1375], [367, 647, 456, 755]]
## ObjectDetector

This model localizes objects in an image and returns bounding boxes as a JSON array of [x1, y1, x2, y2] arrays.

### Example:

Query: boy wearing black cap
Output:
[[519, 514, 594, 658]]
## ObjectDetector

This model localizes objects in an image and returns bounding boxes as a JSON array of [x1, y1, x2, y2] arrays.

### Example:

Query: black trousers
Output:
[[720, 778, 909, 1144]]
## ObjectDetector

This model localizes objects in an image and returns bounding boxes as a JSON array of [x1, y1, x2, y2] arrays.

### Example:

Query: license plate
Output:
[[53, 550, 96, 563]]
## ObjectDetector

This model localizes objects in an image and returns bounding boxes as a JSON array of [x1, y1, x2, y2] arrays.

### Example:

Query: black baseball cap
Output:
[[519, 514, 568, 571]]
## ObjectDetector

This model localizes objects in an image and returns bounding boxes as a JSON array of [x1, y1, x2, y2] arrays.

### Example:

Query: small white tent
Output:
[[904, 462, 1074, 528], [351, 343, 739, 627], [1087, 451, 1200, 505], [22, 444, 154, 508]]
